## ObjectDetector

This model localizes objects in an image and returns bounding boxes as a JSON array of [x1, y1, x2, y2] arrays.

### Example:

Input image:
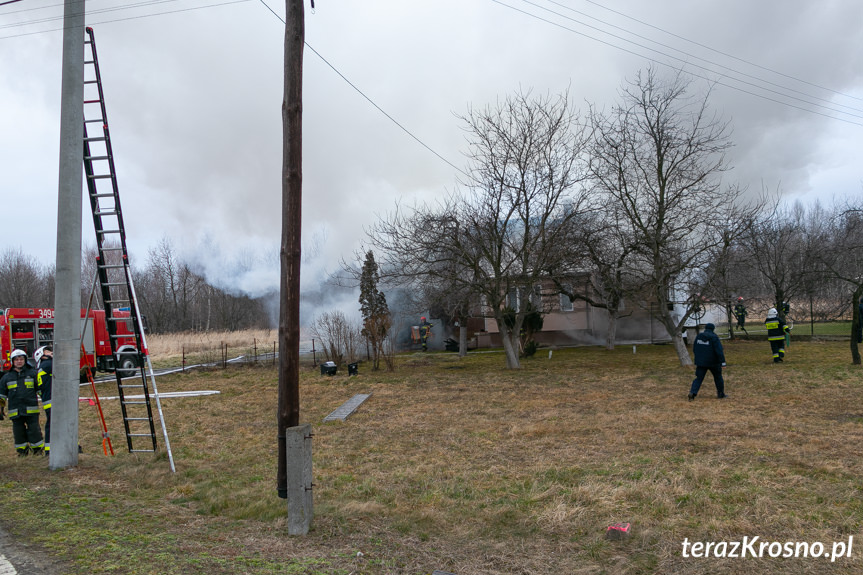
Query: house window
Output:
[[506, 288, 520, 311], [559, 283, 574, 312], [530, 284, 542, 310]]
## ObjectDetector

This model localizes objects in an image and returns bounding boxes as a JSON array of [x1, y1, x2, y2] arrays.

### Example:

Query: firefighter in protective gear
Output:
[[0, 349, 45, 456], [35, 346, 54, 453], [733, 297, 748, 332], [35, 346, 82, 454], [419, 317, 433, 351], [765, 308, 790, 363]]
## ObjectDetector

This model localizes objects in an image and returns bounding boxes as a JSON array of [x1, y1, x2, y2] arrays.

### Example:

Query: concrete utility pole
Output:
[[278, 0, 311, 536], [51, 0, 85, 470]]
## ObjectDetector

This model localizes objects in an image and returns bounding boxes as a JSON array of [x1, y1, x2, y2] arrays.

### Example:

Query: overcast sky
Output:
[[2, 0, 862, 301]]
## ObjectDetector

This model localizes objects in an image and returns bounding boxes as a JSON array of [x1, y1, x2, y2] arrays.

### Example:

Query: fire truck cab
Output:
[[0, 307, 143, 379]]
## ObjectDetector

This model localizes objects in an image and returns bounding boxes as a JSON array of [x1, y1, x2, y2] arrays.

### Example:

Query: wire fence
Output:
[[715, 320, 856, 338], [174, 339, 323, 372]]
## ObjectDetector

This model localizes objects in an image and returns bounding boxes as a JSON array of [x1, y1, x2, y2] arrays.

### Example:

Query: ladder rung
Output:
[[100, 247, 124, 251], [91, 192, 116, 198], [84, 99, 102, 104], [86, 155, 109, 160], [84, 136, 106, 142], [94, 210, 118, 216], [88, 174, 113, 180], [98, 263, 126, 269], [129, 449, 156, 453], [84, 79, 98, 84], [97, 230, 122, 235], [84, 119, 104, 124]]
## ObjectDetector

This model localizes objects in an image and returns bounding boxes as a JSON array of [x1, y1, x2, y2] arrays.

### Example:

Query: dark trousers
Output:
[[769, 339, 785, 361], [690, 365, 725, 398], [12, 414, 44, 452], [44, 408, 51, 450]]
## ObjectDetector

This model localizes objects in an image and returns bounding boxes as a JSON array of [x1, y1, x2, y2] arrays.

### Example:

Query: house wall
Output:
[[475, 299, 672, 348]]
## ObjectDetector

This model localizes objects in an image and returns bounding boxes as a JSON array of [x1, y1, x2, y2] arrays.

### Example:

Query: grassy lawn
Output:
[[716, 320, 855, 338], [1, 339, 862, 574]]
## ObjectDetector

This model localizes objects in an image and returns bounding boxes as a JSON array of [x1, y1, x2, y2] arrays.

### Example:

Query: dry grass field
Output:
[[144, 329, 280, 365], [1, 337, 862, 574]]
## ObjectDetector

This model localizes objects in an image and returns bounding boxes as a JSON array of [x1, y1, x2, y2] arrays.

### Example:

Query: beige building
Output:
[[467, 276, 671, 349]]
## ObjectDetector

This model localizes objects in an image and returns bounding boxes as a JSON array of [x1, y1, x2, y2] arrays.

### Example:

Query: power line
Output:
[[490, 0, 863, 127], [257, 0, 468, 177], [577, 0, 863, 104], [506, 0, 863, 121], [0, 1, 186, 31], [0, 0, 467, 176], [0, 0, 251, 38], [541, 0, 863, 114]]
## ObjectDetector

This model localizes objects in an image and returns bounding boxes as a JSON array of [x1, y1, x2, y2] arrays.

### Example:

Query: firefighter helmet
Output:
[[421, 316, 426, 321], [737, 297, 744, 301], [10, 349, 27, 361], [34, 346, 47, 363], [767, 307, 778, 317]]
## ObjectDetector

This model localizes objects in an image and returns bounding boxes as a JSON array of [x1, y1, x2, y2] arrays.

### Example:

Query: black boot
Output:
[[17, 447, 30, 457]]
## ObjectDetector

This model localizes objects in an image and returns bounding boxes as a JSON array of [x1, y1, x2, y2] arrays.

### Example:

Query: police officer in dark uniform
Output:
[[687, 323, 727, 401]]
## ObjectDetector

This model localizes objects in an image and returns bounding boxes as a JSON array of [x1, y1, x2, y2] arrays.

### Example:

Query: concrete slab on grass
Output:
[[323, 393, 371, 422]]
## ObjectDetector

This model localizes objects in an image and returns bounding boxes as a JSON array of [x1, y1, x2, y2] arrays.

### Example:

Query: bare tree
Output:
[[369, 90, 590, 368], [0, 247, 50, 308], [740, 197, 823, 322], [700, 208, 763, 338], [817, 199, 863, 364], [420, 280, 474, 357], [590, 68, 749, 366], [310, 310, 361, 366], [553, 209, 640, 350]]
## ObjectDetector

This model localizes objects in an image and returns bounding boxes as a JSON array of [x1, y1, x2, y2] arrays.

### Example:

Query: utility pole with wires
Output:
[[51, 0, 85, 470], [277, 0, 312, 535]]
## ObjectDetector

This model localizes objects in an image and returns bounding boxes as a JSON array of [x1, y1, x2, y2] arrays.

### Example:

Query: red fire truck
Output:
[[0, 307, 144, 378]]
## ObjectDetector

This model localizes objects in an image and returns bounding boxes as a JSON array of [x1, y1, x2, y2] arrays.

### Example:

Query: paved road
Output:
[[0, 525, 67, 575]]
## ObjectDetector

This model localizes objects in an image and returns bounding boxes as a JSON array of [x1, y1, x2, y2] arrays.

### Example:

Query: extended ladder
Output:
[[82, 27, 175, 471]]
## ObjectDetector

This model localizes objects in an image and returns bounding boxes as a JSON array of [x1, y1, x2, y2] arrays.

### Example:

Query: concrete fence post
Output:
[[285, 423, 313, 535]]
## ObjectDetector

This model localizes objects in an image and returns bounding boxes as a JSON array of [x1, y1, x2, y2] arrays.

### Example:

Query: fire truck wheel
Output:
[[117, 355, 137, 378]]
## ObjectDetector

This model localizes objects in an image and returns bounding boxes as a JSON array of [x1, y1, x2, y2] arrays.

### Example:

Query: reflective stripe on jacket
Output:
[[0, 367, 40, 419], [765, 317, 788, 341], [38, 357, 53, 410]]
